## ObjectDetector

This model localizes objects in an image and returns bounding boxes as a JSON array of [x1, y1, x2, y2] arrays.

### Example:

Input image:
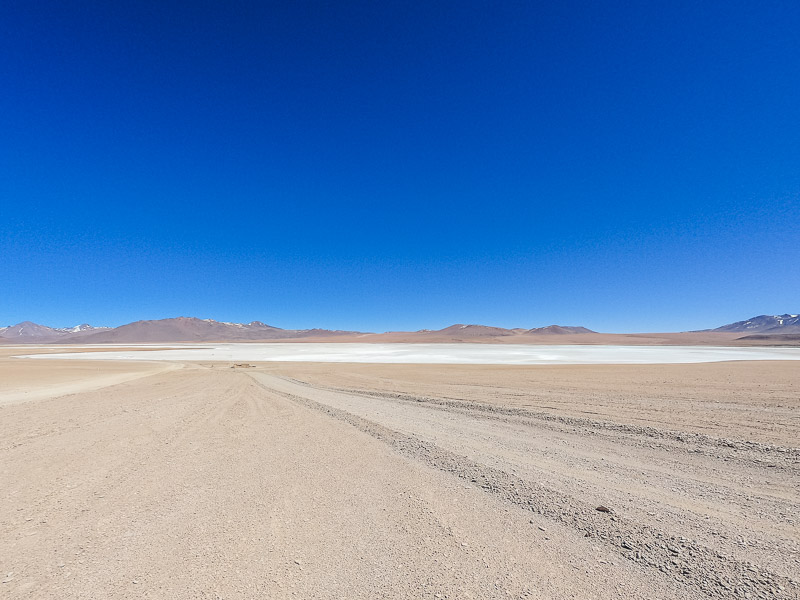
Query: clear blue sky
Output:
[[2, 1, 798, 332]]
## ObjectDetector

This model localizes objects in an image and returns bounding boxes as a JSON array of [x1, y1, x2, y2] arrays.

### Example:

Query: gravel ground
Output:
[[1, 358, 797, 598]]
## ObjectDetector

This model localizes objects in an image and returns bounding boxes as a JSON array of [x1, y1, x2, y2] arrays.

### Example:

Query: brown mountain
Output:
[[0, 317, 365, 344], [73, 317, 330, 343], [432, 324, 517, 338], [294, 328, 367, 338], [525, 325, 595, 335], [0, 321, 67, 342], [0, 318, 600, 344]]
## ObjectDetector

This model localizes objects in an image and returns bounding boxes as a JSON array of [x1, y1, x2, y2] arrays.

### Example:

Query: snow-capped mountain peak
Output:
[[58, 323, 107, 333], [713, 314, 800, 334]]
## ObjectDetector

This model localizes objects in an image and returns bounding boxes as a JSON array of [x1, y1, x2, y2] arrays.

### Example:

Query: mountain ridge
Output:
[[0, 321, 110, 341], [712, 314, 800, 334], [0, 317, 596, 343], [526, 325, 595, 335], [1, 313, 797, 343]]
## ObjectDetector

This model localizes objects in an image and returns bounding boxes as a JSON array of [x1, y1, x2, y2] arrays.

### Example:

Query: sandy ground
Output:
[[1, 354, 798, 599], [266, 361, 800, 446], [0, 348, 179, 405]]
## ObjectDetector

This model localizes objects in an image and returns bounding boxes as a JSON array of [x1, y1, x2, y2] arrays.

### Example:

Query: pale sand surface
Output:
[[1, 353, 798, 599], [0, 347, 179, 405]]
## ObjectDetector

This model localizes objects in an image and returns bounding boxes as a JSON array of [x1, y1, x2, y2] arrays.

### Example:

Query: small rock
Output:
[[538, 526, 546, 532], [596, 506, 611, 513]]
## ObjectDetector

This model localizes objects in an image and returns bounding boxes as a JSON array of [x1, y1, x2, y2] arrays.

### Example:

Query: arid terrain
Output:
[[1, 347, 798, 599]]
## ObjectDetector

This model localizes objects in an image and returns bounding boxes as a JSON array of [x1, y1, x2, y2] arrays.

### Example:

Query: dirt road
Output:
[[1, 360, 797, 599]]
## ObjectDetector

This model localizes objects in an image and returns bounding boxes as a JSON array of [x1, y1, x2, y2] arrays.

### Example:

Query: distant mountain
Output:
[[294, 328, 365, 338], [433, 324, 517, 338], [0, 321, 66, 341], [0, 321, 110, 342], [713, 314, 800, 334], [405, 323, 596, 340], [0, 318, 603, 343], [57, 323, 109, 334], [75, 317, 280, 343], [525, 325, 595, 335], [0, 317, 366, 344], [7, 314, 799, 343], [70, 317, 364, 343]]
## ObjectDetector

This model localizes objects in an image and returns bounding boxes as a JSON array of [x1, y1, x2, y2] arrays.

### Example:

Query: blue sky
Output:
[[2, 1, 798, 332]]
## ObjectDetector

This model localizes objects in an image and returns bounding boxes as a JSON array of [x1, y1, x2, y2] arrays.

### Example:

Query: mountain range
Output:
[[0, 322, 111, 341], [0, 314, 796, 344], [0, 317, 598, 344], [0, 318, 361, 344]]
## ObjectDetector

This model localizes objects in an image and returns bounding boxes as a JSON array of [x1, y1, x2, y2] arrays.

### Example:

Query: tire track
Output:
[[250, 372, 799, 600]]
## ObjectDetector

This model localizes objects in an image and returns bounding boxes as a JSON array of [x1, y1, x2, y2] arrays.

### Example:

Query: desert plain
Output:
[[1, 345, 798, 599]]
